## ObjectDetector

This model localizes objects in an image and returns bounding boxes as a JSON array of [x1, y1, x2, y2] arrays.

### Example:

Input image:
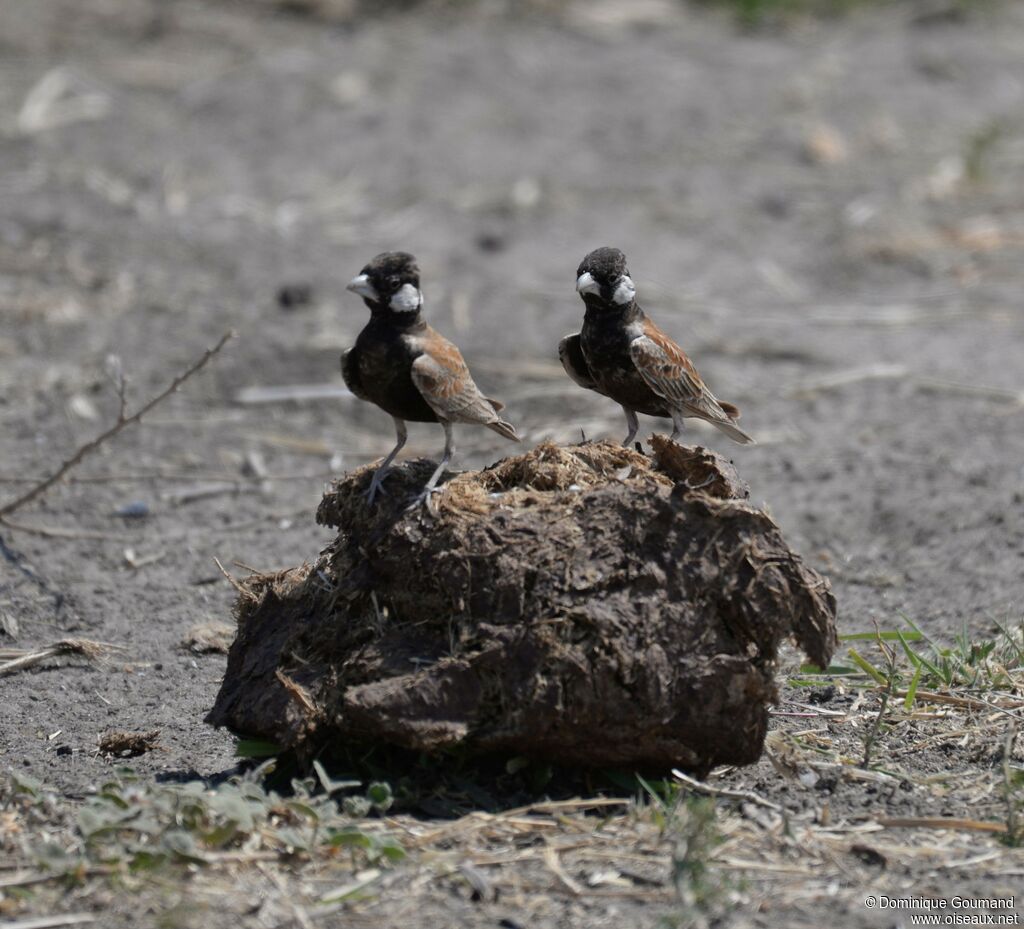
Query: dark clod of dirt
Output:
[[806, 685, 837, 705], [98, 730, 161, 758], [207, 439, 836, 773]]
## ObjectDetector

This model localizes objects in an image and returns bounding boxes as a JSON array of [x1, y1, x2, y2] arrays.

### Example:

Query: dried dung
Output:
[[183, 621, 236, 654], [98, 730, 161, 758], [207, 439, 836, 773]]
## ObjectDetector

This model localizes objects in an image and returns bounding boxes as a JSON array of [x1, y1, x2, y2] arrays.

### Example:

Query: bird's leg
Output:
[[622, 406, 640, 447], [366, 417, 407, 504], [669, 409, 686, 442], [410, 420, 454, 512]]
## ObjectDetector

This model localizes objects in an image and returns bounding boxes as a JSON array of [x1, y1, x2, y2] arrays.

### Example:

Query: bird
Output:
[[559, 246, 754, 447], [341, 251, 520, 507]]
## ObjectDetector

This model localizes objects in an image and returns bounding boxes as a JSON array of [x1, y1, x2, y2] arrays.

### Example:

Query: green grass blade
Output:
[[847, 647, 889, 685], [798, 663, 859, 675], [903, 660, 923, 711], [840, 630, 923, 642]]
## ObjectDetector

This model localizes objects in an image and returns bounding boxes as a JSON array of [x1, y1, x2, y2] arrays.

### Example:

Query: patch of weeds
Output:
[[1, 764, 405, 891], [630, 776, 730, 927], [894, 616, 1024, 692], [857, 632, 899, 768], [635, 774, 686, 834], [671, 799, 724, 911], [647, 795, 727, 929], [785, 617, 1024, 824], [795, 619, 1024, 698]]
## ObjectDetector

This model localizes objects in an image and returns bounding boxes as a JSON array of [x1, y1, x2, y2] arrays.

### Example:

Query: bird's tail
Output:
[[487, 419, 521, 442], [710, 417, 755, 445]]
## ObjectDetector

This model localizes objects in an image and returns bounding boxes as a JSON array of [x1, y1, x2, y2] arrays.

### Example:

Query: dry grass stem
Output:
[[671, 770, 783, 812], [0, 639, 124, 676]]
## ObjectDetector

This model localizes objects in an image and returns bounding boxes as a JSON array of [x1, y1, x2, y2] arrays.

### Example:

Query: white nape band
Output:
[[612, 275, 636, 305], [389, 282, 423, 312], [346, 273, 379, 302], [576, 272, 601, 297]]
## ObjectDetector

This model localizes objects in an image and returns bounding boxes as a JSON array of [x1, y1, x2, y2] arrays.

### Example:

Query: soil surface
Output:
[[2, 1, 1023, 926]]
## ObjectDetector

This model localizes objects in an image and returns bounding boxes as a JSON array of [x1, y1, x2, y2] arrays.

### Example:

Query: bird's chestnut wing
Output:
[[410, 331, 505, 426], [629, 319, 734, 423]]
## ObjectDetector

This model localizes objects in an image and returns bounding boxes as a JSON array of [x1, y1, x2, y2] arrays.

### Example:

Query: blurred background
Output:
[[1, 0, 1023, 781]]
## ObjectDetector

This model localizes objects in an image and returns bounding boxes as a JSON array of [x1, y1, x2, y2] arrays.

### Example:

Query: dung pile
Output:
[[207, 438, 836, 773]]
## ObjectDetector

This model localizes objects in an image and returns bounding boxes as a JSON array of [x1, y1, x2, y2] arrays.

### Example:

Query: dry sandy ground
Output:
[[1, 0, 1023, 926]]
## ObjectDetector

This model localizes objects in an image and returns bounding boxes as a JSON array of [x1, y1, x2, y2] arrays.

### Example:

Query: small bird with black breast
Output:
[[342, 251, 519, 507], [559, 247, 754, 447]]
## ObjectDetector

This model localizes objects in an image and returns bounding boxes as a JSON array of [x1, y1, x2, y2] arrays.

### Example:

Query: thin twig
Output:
[[542, 845, 583, 896], [213, 556, 257, 602], [877, 817, 1007, 834], [894, 688, 1024, 715], [0, 331, 234, 519], [0, 639, 125, 676], [0, 917, 96, 929], [275, 668, 317, 714], [671, 769, 782, 812]]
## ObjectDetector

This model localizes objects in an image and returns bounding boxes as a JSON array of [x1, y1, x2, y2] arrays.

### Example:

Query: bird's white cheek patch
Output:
[[612, 276, 636, 305], [390, 283, 423, 312]]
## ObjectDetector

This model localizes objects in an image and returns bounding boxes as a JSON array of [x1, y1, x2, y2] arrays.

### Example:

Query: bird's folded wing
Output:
[[411, 336, 503, 425], [629, 324, 733, 423], [558, 333, 605, 393], [341, 347, 371, 401]]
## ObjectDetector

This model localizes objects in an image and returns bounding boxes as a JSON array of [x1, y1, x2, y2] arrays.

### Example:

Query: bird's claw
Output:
[[407, 485, 442, 514], [365, 473, 390, 505]]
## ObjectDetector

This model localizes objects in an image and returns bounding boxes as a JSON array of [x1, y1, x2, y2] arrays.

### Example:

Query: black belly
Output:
[[354, 332, 438, 423], [580, 323, 669, 418]]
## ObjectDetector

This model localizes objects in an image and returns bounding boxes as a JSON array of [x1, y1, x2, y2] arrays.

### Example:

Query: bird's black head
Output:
[[575, 247, 636, 309], [347, 251, 423, 315]]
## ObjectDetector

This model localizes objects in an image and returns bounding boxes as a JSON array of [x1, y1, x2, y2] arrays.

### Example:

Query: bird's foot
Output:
[[365, 470, 390, 505], [684, 473, 716, 492], [406, 484, 443, 514]]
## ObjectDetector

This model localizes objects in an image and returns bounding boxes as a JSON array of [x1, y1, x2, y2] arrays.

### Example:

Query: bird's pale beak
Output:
[[576, 272, 601, 297], [347, 274, 379, 301]]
